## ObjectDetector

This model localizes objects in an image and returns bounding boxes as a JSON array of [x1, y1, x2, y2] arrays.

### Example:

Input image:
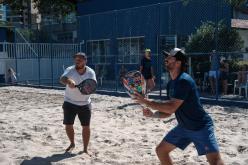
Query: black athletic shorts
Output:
[[62, 101, 92, 126]]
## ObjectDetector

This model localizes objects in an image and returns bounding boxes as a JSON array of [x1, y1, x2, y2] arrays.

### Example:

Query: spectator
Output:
[[140, 48, 155, 92], [237, 64, 248, 87], [194, 63, 204, 91], [209, 50, 220, 95], [6, 68, 17, 84], [220, 58, 229, 95]]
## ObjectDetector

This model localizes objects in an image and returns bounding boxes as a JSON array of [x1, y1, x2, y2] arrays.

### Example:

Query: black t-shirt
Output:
[[140, 57, 152, 79]]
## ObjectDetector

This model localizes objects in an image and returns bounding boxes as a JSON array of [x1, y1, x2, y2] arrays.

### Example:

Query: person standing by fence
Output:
[[220, 58, 229, 95], [209, 50, 220, 95], [194, 63, 204, 91], [140, 48, 155, 92]]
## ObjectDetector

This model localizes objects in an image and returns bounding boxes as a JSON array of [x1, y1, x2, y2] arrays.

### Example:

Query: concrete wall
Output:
[[0, 57, 74, 85]]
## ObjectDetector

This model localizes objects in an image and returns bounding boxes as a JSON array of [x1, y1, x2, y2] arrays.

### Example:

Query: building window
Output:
[[117, 37, 144, 64], [86, 39, 110, 64], [160, 35, 188, 51]]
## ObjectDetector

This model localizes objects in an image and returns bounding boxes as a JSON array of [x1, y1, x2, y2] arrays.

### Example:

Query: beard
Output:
[[75, 64, 85, 70], [165, 63, 173, 71]]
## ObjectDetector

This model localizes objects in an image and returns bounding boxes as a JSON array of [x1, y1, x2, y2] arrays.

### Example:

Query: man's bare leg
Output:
[[65, 125, 75, 152], [156, 141, 176, 165], [209, 77, 216, 95], [82, 126, 90, 154], [223, 80, 228, 95], [206, 152, 224, 165]]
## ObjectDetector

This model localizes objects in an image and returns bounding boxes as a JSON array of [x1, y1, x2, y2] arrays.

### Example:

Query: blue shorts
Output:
[[164, 125, 219, 156], [209, 70, 220, 79]]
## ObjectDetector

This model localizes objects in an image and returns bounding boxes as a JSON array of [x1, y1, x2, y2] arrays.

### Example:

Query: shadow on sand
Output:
[[117, 103, 139, 109], [20, 152, 77, 165]]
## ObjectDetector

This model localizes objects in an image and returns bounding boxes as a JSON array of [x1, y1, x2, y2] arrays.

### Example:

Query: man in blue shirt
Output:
[[134, 48, 224, 165]]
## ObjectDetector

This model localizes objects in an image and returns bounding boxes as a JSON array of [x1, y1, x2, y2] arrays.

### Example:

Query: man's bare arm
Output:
[[60, 76, 74, 86], [146, 99, 183, 115], [151, 67, 154, 77]]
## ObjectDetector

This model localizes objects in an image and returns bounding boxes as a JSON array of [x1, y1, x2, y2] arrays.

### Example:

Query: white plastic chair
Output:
[[99, 76, 103, 86], [233, 80, 238, 95], [233, 79, 248, 98], [202, 72, 209, 92]]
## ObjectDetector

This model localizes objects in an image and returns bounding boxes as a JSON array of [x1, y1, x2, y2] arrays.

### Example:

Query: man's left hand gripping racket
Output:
[[75, 79, 97, 95]]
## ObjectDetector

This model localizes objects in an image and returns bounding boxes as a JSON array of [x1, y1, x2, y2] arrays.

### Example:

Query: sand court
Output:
[[0, 86, 247, 165]]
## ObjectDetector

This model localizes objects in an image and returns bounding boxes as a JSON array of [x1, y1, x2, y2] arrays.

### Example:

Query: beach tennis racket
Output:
[[75, 79, 97, 95], [123, 70, 146, 98]]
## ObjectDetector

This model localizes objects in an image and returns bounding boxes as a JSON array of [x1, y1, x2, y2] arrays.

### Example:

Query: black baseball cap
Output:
[[162, 48, 187, 64], [73, 52, 87, 59]]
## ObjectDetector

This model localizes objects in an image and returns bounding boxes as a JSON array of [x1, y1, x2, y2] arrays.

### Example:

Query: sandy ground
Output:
[[0, 86, 247, 165]]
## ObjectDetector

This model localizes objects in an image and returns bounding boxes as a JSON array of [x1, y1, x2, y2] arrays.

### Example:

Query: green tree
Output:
[[32, 0, 76, 18], [224, 0, 247, 7], [1, 0, 32, 14], [186, 21, 244, 76], [181, 0, 247, 7], [186, 21, 244, 53], [0, 0, 85, 18]]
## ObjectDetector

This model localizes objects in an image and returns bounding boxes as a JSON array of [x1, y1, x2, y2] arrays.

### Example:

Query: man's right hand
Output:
[[142, 108, 153, 117], [68, 79, 76, 88]]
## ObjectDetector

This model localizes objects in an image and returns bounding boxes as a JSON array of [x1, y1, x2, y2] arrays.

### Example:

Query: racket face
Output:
[[123, 71, 146, 98], [77, 79, 97, 95]]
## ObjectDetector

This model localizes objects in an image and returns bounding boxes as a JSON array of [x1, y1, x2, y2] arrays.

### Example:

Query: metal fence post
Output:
[[114, 10, 118, 92], [157, 3, 162, 99], [14, 28, 18, 83], [188, 56, 192, 75], [38, 51, 41, 86], [215, 0, 219, 101], [215, 52, 219, 101], [50, 43, 54, 87]]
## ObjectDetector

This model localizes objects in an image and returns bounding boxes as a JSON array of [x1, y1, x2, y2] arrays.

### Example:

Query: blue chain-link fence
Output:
[[0, 0, 248, 101]]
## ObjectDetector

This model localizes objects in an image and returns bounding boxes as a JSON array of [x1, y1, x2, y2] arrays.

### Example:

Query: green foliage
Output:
[[186, 21, 215, 53], [181, 0, 247, 7], [186, 21, 244, 53], [217, 23, 244, 52], [1, 0, 28, 14], [32, 0, 75, 17], [224, 0, 247, 7], [18, 28, 35, 41], [0, 0, 86, 18], [238, 60, 248, 66]]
